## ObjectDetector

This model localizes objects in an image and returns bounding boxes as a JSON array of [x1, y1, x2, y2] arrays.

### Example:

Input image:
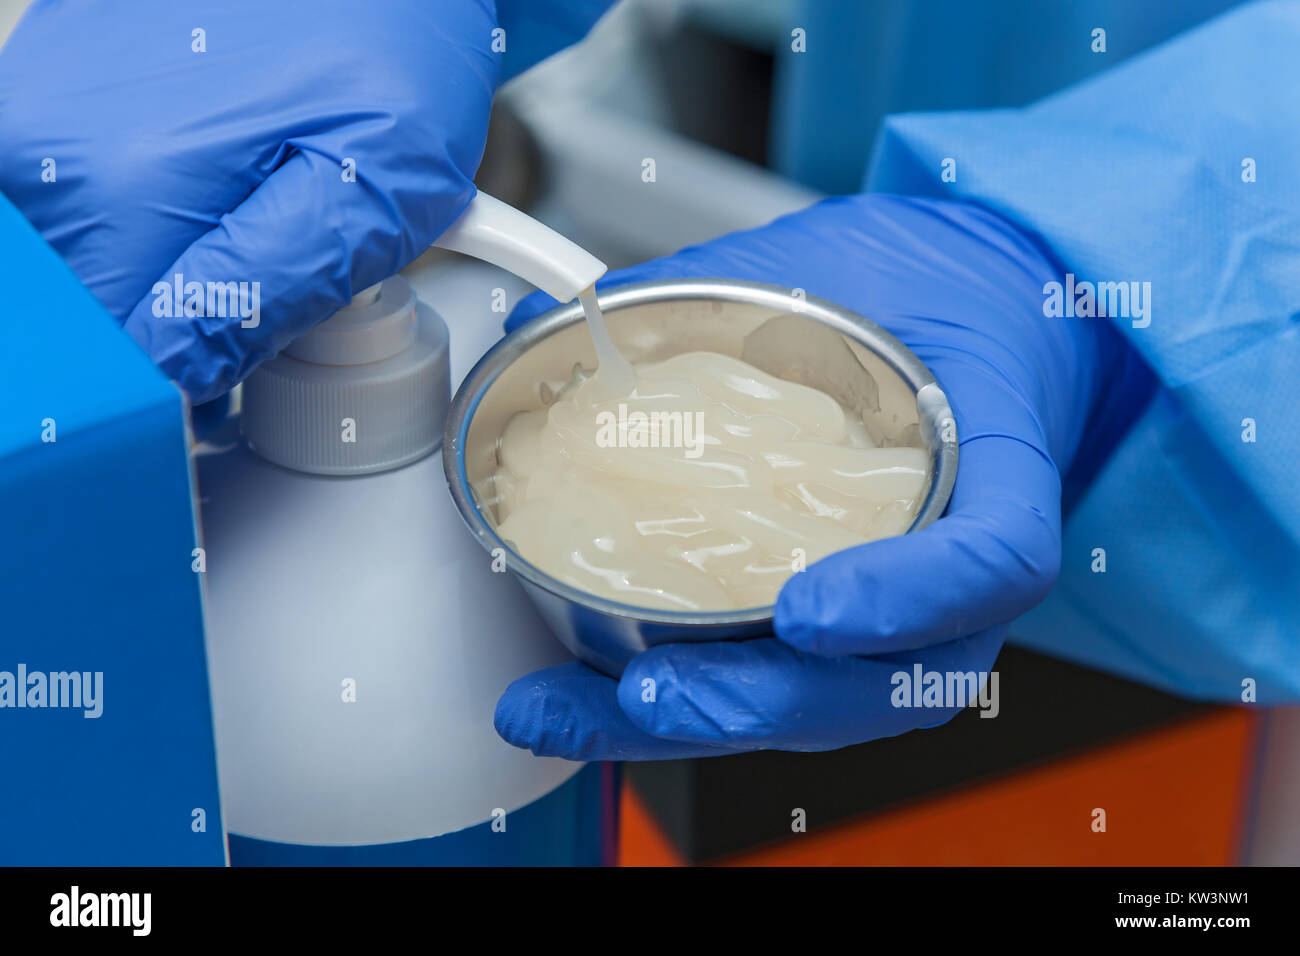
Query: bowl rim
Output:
[[442, 277, 958, 626]]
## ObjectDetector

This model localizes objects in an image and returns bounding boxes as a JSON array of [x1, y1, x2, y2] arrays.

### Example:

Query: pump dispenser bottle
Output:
[[196, 193, 611, 864]]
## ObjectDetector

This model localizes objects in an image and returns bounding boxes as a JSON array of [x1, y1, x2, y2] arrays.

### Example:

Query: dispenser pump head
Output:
[[433, 192, 607, 302], [240, 275, 450, 476], [241, 192, 598, 476]]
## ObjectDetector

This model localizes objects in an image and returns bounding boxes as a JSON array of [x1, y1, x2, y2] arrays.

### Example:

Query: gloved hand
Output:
[[495, 193, 1138, 760], [0, 0, 498, 404]]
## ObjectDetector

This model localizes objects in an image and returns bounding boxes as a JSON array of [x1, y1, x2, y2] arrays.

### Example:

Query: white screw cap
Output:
[[240, 276, 450, 476]]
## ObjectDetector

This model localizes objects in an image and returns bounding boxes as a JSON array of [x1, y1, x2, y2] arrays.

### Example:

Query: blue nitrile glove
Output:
[[495, 194, 1151, 760], [0, 0, 605, 405]]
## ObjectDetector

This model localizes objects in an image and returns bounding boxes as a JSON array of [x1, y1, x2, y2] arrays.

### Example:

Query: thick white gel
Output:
[[488, 340, 931, 612]]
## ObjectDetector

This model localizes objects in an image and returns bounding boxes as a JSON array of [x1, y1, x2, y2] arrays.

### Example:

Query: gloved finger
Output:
[[494, 660, 738, 761], [776, 425, 1060, 657], [121, 142, 479, 404], [615, 629, 1004, 753]]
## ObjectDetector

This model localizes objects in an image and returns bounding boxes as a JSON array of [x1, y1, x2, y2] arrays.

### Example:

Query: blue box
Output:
[[0, 194, 226, 865]]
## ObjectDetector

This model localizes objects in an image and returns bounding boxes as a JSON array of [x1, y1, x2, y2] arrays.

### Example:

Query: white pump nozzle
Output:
[[432, 192, 606, 302], [242, 194, 602, 476]]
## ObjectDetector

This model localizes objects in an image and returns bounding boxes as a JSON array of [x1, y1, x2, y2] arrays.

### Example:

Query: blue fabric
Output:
[[867, 0, 1300, 700], [495, 194, 1122, 759], [496, 0, 616, 83], [771, 0, 1243, 194], [0, 0, 500, 403]]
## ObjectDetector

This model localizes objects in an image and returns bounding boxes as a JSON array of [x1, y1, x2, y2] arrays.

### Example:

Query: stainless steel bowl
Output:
[[443, 279, 958, 676]]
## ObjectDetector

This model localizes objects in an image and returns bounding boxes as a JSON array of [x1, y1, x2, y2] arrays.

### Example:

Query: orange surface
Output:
[[617, 776, 684, 867], [618, 709, 1259, 866]]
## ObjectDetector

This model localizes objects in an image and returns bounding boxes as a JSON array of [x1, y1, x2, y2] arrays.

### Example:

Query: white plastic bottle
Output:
[[196, 195, 613, 864]]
